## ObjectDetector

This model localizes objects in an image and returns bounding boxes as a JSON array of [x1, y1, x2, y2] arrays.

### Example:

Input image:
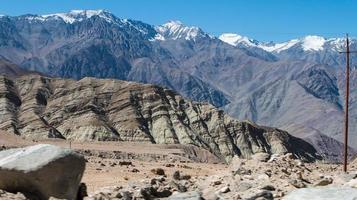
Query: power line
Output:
[[339, 34, 357, 173]]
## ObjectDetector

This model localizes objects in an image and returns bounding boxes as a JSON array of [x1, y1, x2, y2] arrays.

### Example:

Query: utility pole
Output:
[[339, 34, 357, 172]]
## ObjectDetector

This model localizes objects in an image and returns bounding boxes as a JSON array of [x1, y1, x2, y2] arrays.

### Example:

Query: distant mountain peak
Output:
[[42, 9, 114, 23], [219, 33, 259, 47], [259, 39, 300, 53], [155, 20, 210, 41], [219, 32, 352, 53], [20, 9, 116, 24], [301, 35, 326, 51]]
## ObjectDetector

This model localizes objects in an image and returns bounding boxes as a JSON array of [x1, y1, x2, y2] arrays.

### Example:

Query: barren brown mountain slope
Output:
[[0, 75, 319, 162]]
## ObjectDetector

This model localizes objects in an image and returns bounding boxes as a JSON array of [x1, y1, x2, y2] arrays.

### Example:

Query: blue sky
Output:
[[1, 0, 356, 42]]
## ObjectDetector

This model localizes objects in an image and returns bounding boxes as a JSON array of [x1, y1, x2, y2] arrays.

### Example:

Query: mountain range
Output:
[[0, 10, 355, 161]]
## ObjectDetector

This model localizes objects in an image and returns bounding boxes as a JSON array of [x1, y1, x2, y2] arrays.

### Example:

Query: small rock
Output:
[[289, 179, 306, 188], [237, 182, 252, 192], [295, 160, 304, 167], [257, 173, 270, 180], [180, 174, 191, 180], [169, 181, 187, 192], [284, 153, 295, 160], [261, 185, 275, 191], [212, 180, 222, 186], [154, 187, 172, 198], [264, 169, 272, 177], [234, 168, 252, 176], [219, 186, 230, 193], [168, 191, 202, 200], [121, 191, 133, 199], [274, 191, 285, 198], [173, 171, 181, 180], [151, 168, 165, 176], [131, 168, 140, 173], [252, 153, 271, 162], [139, 186, 155, 199], [246, 190, 273, 200], [267, 154, 280, 162], [150, 178, 157, 185], [119, 161, 132, 166], [314, 177, 333, 186]]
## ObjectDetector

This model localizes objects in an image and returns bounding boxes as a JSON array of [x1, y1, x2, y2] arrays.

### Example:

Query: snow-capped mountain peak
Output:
[[23, 9, 116, 24], [301, 35, 326, 51], [219, 33, 259, 47], [218, 32, 351, 53], [155, 20, 209, 41], [43, 9, 114, 23]]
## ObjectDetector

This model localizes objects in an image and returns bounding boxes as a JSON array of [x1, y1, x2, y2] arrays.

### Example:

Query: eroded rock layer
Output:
[[0, 75, 319, 161]]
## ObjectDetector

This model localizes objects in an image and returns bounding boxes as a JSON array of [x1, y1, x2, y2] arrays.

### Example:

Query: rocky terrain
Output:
[[0, 136, 357, 200], [82, 153, 357, 200], [0, 75, 319, 162]]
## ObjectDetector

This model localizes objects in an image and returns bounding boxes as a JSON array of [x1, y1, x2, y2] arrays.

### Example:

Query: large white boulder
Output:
[[0, 144, 85, 200], [283, 187, 357, 200]]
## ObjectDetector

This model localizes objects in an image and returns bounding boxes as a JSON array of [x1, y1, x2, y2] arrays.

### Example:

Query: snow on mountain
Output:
[[219, 33, 299, 53], [327, 37, 348, 52], [301, 36, 326, 51], [219, 33, 258, 47], [219, 33, 350, 53], [259, 39, 299, 53], [155, 20, 210, 41], [22, 10, 116, 24]]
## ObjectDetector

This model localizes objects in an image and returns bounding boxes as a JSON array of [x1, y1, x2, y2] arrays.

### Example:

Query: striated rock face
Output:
[[0, 75, 319, 161]]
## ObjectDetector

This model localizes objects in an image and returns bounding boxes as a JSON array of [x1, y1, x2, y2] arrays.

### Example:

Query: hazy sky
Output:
[[1, 0, 356, 42]]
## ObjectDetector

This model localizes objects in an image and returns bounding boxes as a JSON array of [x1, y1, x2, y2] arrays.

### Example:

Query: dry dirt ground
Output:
[[0, 131, 227, 193]]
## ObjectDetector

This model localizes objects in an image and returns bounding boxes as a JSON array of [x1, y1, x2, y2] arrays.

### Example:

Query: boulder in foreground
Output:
[[283, 187, 357, 200], [0, 144, 85, 200]]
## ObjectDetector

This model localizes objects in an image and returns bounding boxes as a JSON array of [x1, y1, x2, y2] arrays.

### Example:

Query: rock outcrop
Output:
[[0, 144, 85, 200], [0, 75, 320, 161]]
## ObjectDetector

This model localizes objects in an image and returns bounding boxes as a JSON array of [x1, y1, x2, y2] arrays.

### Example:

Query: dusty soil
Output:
[[0, 131, 226, 192]]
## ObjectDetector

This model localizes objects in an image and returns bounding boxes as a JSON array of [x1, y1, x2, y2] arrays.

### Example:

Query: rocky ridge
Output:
[[0, 75, 319, 162]]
